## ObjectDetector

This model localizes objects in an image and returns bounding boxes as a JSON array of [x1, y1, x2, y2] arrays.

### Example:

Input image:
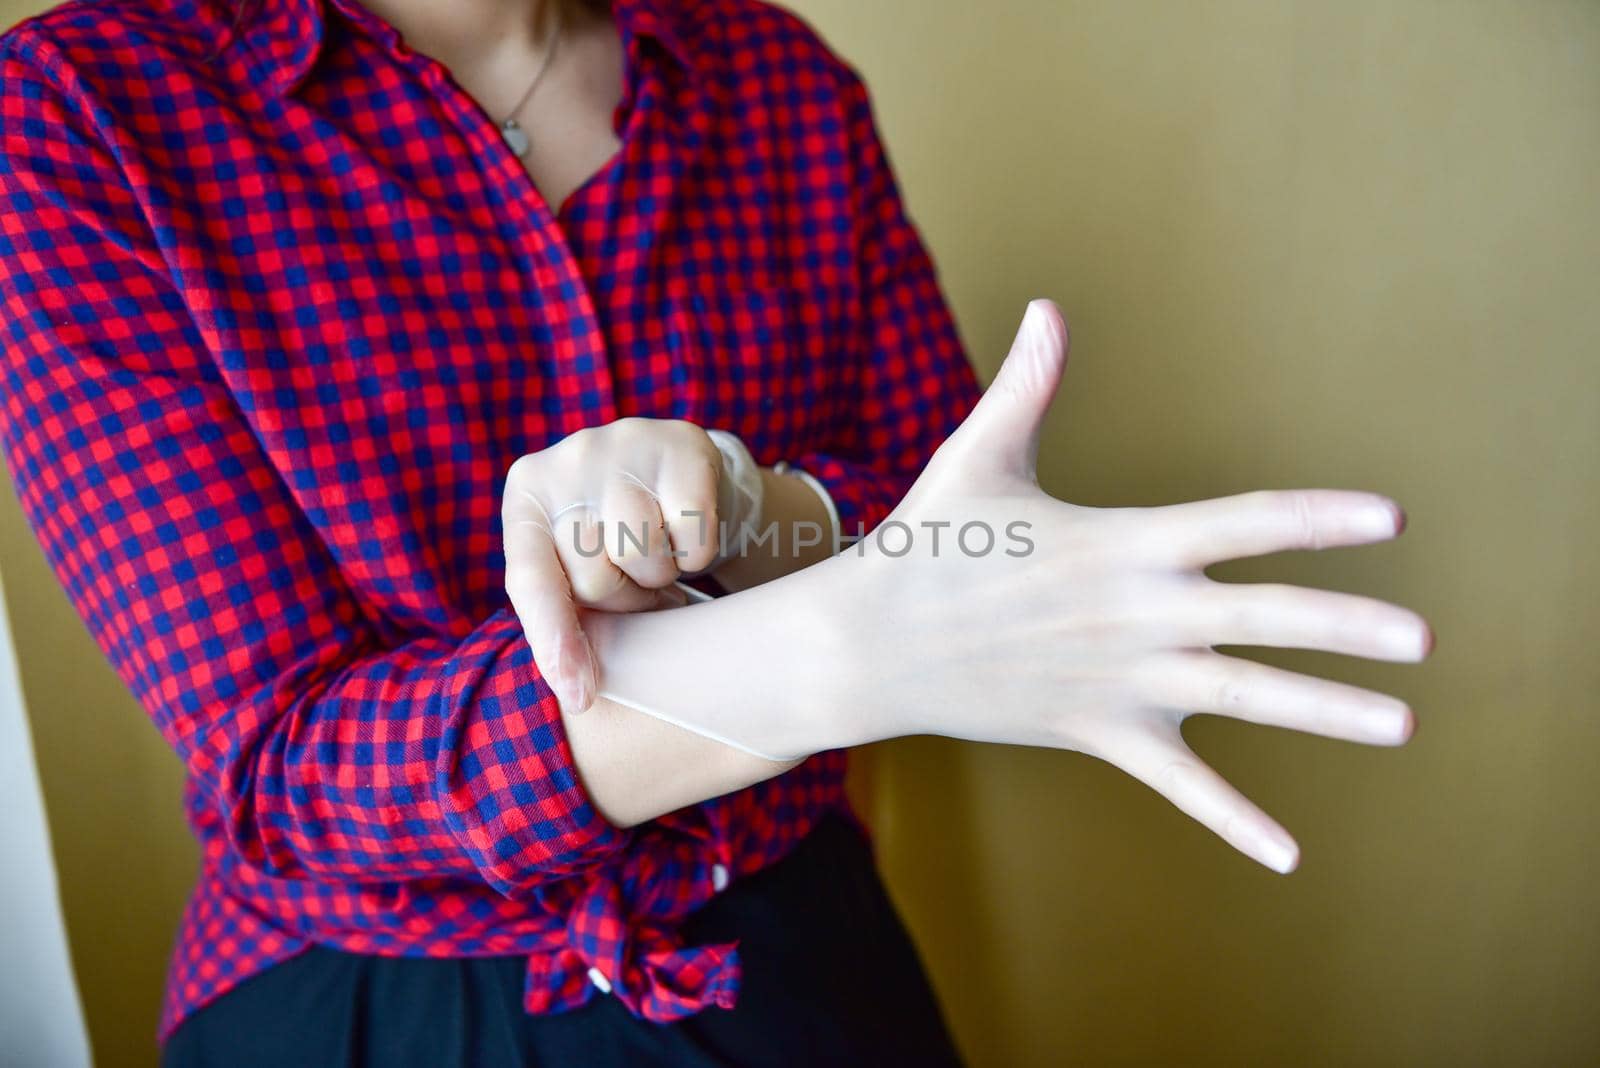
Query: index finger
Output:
[[503, 485, 596, 715], [1142, 489, 1405, 569]]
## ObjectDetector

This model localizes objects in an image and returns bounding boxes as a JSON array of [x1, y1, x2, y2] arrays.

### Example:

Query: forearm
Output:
[[559, 694, 803, 827]]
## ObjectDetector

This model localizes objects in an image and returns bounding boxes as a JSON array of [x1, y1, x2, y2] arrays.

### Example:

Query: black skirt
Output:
[[160, 812, 965, 1067]]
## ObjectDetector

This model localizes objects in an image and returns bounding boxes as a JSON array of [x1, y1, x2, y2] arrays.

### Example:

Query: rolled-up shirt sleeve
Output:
[[785, 67, 984, 538], [0, 34, 628, 896]]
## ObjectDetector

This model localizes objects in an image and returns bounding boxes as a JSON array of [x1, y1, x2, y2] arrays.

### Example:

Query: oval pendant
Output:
[[501, 120, 530, 157]]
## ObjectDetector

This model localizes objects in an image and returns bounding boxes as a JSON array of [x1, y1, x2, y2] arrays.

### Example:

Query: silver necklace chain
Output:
[[499, 4, 564, 159]]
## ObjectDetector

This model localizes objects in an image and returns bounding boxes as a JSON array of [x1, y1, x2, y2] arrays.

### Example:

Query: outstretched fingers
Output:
[[1148, 489, 1406, 570], [1174, 579, 1433, 663], [1137, 649, 1415, 745], [1117, 725, 1301, 874]]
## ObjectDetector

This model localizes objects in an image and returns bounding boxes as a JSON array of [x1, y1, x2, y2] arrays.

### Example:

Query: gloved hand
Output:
[[587, 299, 1432, 873], [840, 299, 1429, 871], [501, 417, 761, 715]]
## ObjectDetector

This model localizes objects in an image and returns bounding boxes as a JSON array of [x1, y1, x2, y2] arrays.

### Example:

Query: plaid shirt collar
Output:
[[237, 0, 702, 98]]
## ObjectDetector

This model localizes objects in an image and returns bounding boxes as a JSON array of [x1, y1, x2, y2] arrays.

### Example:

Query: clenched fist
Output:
[[501, 418, 728, 715]]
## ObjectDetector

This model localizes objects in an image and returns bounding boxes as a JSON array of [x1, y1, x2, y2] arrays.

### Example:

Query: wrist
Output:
[[768, 550, 886, 751], [580, 551, 877, 761]]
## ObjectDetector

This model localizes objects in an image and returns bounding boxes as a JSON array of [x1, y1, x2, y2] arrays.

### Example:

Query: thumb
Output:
[[948, 298, 1070, 476], [503, 509, 597, 716]]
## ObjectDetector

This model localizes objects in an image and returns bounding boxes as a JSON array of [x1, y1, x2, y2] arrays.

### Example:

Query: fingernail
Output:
[[532, 636, 565, 702], [576, 658, 595, 713], [1354, 503, 1401, 539], [1257, 832, 1299, 874], [1389, 704, 1417, 744], [547, 634, 583, 714], [1266, 832, 1300, 874], [561, 632, 595, 713], [1227, 817, 1299, 874], [1381, 621, 1428, 662]]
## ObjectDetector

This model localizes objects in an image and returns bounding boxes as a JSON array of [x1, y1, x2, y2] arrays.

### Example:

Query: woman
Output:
[[0, 0, 1430, 1064]]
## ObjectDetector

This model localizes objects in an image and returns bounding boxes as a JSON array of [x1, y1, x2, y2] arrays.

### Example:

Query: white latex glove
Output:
[[502, 417, 742, 714], [589, 299, 1432, 873]]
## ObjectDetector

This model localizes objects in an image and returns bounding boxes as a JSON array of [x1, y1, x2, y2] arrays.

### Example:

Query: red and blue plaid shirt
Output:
[[0, 0, 980, 1042]]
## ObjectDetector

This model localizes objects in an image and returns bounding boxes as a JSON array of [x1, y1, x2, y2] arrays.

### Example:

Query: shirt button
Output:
[[711, 863, 730, 893], [587, 967, 612, 994]]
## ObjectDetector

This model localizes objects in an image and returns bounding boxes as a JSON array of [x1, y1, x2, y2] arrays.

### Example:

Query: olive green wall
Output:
[[2, 1, 1596, 1065]]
